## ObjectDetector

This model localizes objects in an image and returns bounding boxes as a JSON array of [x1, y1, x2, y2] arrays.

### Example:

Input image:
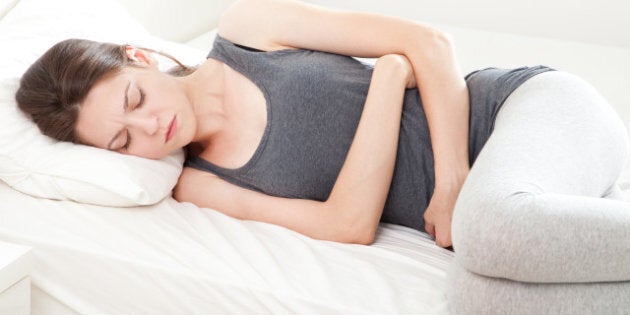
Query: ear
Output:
[[125, 46, 158, 69]]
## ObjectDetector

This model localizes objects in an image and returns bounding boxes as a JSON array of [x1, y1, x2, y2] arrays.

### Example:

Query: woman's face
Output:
[[76, 66, 196, 159]]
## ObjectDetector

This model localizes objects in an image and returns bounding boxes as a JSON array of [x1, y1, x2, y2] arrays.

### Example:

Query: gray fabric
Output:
[[447, 263, 630, 315], [449, 71, 630, 313], [186, 35, 553, 232]]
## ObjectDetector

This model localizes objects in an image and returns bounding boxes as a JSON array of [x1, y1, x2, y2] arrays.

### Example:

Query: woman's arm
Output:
[[219, 0, 470, 247], [408, 36, 469, 248], [175, 55, 413, 245]]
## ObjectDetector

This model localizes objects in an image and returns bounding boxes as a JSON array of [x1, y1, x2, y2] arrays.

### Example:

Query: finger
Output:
[[435, 226, 452, 248], [425, 222, 435, 238], [436, 237, 452, 248]]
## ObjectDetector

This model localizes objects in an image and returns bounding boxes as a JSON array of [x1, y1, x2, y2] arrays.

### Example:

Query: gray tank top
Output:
[[185, 35, 554, 232]]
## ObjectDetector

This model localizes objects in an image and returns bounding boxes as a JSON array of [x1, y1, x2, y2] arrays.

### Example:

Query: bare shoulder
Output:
[[173, 166, 219, 203], [174, 166, 255, 221]]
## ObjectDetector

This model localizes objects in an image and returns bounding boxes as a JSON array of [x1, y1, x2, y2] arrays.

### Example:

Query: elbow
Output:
[[434, 29, 454, 47], [347, 216, 378, 245], [352, 230, 376, 245], [336, 210, 378, 245], [406, 26, 454, 61], [428, 30, 454, 60], [324, 200, 379, 245], [336, 228, 375, 245], [426, 27, 454, 50]]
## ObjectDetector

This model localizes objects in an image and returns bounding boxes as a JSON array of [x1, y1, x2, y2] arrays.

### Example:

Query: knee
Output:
[[451, 188, 536, 276]]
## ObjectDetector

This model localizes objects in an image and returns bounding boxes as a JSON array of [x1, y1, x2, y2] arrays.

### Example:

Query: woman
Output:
[[16, 0, 629, 266]]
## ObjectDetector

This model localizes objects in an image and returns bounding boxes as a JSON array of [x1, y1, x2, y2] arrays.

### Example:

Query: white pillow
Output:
[[0, 0, 208, 206]]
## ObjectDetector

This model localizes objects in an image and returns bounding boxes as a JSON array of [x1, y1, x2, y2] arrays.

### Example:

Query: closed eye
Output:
[[120, 87, 147, 151], [122, 88, 145, 151], [122, 130, 131, 151], [134, 87, 146, 110]]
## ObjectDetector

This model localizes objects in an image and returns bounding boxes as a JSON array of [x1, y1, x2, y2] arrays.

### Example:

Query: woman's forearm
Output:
[[405, 30, 470, 188], [325, 55, 410, 243]]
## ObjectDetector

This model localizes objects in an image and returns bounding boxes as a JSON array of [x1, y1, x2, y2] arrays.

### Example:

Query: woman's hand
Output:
[[405, 69, 417, 89], [377, 54, 416, 89], [423, 170, 469, 248]]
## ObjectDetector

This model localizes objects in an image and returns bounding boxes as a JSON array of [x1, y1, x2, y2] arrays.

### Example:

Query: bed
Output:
[[1, 0, 629, 314], [1, 181, 455, 314]]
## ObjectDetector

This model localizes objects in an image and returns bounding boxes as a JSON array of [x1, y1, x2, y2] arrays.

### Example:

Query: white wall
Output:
[[115, 0, 234, 42], [303, 0, 630, 49]]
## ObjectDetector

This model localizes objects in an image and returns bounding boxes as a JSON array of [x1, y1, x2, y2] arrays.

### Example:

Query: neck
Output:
[[181, 58, 227, 145]]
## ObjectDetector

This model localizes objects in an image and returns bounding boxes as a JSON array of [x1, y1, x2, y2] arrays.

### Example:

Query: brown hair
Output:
[[15, 38, 195, 143]]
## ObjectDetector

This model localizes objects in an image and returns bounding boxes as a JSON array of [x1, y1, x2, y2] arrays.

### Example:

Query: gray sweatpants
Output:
[[452, 70, 630, 283]]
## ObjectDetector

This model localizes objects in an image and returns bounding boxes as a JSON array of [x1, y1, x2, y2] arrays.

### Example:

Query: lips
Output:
[[165, 115, 177, 143]]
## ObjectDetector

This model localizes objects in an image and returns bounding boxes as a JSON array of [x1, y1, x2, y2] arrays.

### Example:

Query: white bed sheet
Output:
[[0, 181, 453, 315]]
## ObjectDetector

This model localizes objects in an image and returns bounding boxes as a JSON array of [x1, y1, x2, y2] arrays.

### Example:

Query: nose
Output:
[[127, 115, 159, 136]]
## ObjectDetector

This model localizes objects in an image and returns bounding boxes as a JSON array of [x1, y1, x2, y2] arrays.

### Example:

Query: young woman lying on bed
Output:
[[16, 0, 629, 262]]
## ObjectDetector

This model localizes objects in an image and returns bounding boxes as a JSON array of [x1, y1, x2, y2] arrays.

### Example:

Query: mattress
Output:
[[0, 181, 454, 314]]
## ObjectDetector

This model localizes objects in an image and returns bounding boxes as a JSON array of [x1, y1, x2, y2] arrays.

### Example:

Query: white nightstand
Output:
[[0, 241, 34, 315]]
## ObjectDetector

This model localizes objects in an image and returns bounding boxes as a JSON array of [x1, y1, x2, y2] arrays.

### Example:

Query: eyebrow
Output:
[[106, 81, 131, 150]]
